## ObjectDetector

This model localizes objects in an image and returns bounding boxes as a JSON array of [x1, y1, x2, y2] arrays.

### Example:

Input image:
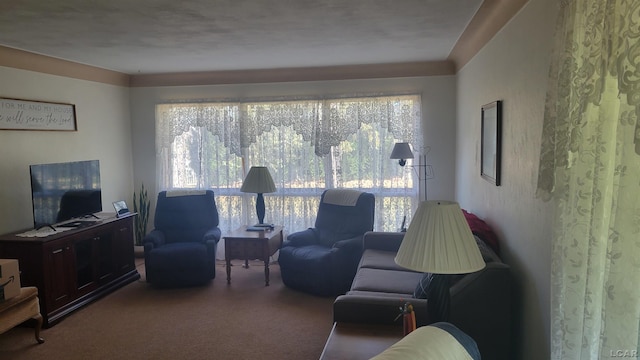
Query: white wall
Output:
[[0, 66, 133, 234], [456, 0, 556, 358], [129, 76, 458, 210]]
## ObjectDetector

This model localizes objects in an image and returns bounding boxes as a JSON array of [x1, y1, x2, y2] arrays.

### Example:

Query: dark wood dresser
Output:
[[0, 213, 140, 327]]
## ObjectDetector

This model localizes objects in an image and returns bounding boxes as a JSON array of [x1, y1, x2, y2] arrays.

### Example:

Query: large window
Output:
[[156, 94, 422, 234]]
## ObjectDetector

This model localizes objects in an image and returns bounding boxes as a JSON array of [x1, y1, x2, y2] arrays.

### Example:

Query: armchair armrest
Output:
[[333, 294, 429, 326], [362, 231, 405, 252], [203, 227, 222, 244], [333, 235, 363, 252], [143, 230, 165, 252], [284, 228, 318, 247]]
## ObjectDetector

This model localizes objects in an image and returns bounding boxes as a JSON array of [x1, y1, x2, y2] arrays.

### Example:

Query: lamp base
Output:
[[426, 274, 452, 323]]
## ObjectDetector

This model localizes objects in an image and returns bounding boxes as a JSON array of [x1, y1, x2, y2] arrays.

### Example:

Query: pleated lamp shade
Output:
[[395, 200, 485, 274], [240, 166, 276, 194]]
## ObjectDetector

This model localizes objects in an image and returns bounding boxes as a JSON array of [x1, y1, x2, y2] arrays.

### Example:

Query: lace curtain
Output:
[[156, 94, 422, 243], [537, 0, 640, 358]]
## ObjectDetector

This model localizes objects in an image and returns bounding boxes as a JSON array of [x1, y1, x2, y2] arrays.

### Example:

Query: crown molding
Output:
[[449, 0, 529, 72], [129, 61, 455, 87], [0, 46, 130, 86]]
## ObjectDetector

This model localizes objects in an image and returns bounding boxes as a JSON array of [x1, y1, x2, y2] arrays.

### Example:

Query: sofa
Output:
[[333, 231, 512, 360]]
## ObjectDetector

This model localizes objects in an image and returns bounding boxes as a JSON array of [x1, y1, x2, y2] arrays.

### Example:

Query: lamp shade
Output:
[[390, 142, 414, 160], [240, 166, 276, 194], [395, 200, 485, 274]]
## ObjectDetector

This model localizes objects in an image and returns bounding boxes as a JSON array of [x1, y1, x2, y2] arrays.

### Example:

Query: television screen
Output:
[[30, 160, 102, 228]]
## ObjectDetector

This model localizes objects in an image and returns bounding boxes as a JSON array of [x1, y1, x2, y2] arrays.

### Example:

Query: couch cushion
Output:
[[359, 249, 422, 272], [351, 268, 423, 295]]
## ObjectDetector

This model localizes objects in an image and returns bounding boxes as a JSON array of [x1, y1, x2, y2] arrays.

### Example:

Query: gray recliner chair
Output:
[[143, 190, 221, 288], [278, 189, 375, 296]]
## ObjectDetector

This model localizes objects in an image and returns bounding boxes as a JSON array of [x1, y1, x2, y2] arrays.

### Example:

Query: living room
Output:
[[2, 0, 637, 359]]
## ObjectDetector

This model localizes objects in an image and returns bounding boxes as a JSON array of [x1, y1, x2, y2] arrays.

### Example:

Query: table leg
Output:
[[226, 258, 231, 284], [264, 259, 270, 286]]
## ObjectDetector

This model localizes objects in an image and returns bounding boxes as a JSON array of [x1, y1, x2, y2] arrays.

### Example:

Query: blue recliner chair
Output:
[[278, 189, 375, 296], [143, 190, 221, 288]]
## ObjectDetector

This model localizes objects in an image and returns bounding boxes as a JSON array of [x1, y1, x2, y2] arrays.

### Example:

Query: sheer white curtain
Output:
[[537, 1, 640, 358], [156, 94, 422, 240]]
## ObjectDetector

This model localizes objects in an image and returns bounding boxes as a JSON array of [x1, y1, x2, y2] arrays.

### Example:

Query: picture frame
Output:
[[112, 200, 130, 217], [0, 97, 77, 131], [481, 100, 502, 186]]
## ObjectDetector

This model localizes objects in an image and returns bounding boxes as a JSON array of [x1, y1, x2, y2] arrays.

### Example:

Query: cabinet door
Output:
[[95, 231, 115, 285], [74, 236, 98, 296], [113, 218, 135, 275], [44, 240, 75, 311]]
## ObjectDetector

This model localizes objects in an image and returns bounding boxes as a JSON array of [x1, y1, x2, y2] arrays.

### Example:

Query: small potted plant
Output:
[[133, 183, 150, 257]]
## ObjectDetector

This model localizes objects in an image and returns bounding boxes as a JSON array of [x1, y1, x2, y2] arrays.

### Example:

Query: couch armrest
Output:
[[333, 294, 429, 326], [284, 228, 318, 247], [362, 231, 405, 252], [449, 262, 512, 360], [333, 235, 363, 252]]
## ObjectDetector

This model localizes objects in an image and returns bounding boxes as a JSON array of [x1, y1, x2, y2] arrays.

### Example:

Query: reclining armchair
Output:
[[278, 189, 375, 296], [143, 190, 221, 288]]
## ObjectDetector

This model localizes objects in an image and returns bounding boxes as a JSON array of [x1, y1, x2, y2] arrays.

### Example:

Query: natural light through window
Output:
[[156, 94, 422, 233]]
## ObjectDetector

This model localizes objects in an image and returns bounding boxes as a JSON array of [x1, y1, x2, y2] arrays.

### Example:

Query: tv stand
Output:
[[0, 213, 140, 327]]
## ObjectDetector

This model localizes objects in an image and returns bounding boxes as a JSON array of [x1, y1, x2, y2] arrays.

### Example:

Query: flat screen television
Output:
[[30, 160, 102, 229]]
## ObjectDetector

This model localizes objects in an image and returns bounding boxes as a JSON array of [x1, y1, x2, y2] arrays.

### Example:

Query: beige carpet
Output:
[[0, 259, 335, 360]]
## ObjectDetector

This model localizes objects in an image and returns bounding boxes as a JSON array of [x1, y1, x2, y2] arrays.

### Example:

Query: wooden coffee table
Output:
[[224, 225, 283, 286], [319, 322, 404, 360]]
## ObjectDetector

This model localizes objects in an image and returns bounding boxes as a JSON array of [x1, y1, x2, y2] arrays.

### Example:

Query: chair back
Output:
[[314, 189, 375, 247], [154, 190, 219, 243]]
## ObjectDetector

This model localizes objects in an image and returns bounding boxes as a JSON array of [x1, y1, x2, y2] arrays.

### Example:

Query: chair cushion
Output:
[[279, 245, 334, 269], [148, 242, 209, 270], [371, 322, 481, 360]]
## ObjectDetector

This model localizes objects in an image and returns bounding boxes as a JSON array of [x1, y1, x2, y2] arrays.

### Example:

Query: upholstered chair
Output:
[[143, 190, 221, 288], [278, 189, 375, 296]]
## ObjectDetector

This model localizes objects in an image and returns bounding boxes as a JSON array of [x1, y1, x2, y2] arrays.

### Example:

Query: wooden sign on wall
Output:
[[0, 97, 77, 131]]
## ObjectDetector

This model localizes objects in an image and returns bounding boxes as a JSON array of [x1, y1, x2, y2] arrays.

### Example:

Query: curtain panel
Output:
[[538, 0, 640, 358], [155, 94, 422, 239]]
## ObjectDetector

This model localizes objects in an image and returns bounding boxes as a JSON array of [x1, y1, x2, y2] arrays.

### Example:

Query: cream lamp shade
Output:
[[240, 166, 276, 194], [394, 200, 485, 274], [390, 142, 414, 166], [240, 166, 276, 225]]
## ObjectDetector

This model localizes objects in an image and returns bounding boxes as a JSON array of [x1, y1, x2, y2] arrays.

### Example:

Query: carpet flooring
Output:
[[0, 259, 335, 360]]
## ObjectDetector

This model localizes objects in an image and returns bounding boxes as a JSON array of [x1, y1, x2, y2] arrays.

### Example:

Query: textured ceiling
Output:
[[0, 0, 483, 74]]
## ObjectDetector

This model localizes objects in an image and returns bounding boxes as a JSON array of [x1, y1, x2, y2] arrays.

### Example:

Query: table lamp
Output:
[[394, 200, 485, 322], [240, 166, 276, 226]]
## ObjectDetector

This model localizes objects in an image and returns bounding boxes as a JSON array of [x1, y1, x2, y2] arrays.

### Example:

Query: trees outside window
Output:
[[156, 94, 421, 233]]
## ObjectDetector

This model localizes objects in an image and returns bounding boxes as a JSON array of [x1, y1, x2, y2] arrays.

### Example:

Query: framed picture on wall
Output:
[[481, 100, 502, 186]]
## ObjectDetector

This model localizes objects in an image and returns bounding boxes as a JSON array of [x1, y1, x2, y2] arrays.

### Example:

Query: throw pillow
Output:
[[413, 272, 433, 299]]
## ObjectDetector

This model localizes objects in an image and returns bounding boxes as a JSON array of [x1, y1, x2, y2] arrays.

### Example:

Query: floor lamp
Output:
[[390, 142, 434, 202], [394, 201, 485, 323]]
